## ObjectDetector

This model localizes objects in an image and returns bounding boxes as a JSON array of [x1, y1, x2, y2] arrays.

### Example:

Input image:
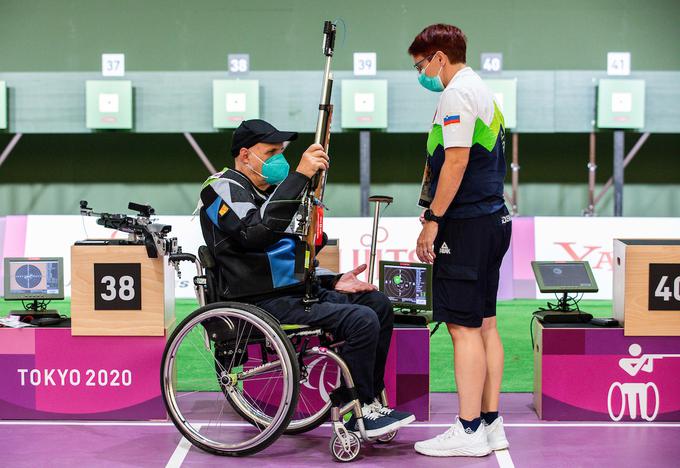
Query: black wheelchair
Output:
[[161, 248, 398, 462]]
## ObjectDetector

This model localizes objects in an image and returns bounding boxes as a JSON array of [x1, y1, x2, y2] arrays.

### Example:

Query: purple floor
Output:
[[1, 393, 679, 467]]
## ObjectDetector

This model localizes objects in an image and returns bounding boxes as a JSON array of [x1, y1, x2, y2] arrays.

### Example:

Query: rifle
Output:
[[300, 20, 337, 305]]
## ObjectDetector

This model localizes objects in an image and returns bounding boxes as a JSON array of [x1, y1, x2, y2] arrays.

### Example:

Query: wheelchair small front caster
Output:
[[330, 431, 361, 462], [376, 429, 398, 444]]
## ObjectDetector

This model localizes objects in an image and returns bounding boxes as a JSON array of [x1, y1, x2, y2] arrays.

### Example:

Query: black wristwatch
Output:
[[423, 209, 444, 224]]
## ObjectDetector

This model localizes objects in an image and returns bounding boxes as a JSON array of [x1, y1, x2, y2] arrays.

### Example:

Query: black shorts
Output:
[[432, 206, 512, 328]]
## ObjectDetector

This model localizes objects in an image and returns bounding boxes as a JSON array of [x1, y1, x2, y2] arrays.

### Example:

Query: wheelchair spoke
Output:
[[228, 320, 254, 372], [251, 373, 277, 412], [162, 305, 299, 455], [297, 391, 314, 418], [185, 326, 227, 375]]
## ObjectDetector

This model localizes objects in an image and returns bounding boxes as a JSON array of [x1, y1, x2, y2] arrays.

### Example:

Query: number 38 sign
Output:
[[649, 264, 680, 311], [94, 263, 142, 310]]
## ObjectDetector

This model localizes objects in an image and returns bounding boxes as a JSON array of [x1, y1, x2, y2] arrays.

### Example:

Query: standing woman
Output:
[[409, 24, 512, 457]]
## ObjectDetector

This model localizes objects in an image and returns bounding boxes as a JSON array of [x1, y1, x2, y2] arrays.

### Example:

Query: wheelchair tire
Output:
[[161, 302, 300, 457], [284, 405, 331, 435]]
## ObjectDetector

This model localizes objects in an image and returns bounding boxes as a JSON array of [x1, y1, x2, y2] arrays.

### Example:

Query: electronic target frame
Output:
[[3, 257, 65, 300], [379, 260, 432, 311], [531, 261, 598, 294]]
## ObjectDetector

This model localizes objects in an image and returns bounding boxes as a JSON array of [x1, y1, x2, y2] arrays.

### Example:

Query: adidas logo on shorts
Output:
[[439, 242, 451, 254]]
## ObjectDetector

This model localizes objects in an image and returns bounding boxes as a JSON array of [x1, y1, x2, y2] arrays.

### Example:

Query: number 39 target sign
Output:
[[94, 263, 142, 310]]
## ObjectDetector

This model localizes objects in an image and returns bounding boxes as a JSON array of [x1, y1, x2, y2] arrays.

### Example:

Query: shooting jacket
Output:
[[200, 168, 336, 301]]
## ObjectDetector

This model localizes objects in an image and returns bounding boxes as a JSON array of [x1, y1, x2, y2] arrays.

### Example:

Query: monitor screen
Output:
[[3, 257, 64, 300], [379, 261, 432, 309], [531, 261, 598, 293]]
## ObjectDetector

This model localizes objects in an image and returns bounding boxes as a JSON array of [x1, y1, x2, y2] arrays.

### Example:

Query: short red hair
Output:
[[408, 24, 467, 64]]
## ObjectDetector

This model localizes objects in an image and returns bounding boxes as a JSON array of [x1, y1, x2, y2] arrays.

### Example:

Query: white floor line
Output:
[[506, 423, 680, 428], [166, 425, 201, 468], [402, 422, 680, 428], [0, 421, 177, 426], [494, 449, 515, 468], [1, 421, 679, 428]]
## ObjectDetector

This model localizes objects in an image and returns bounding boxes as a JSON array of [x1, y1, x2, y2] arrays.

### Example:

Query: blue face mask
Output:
[[418, 59, 445, 92], [249, 151, 290, 185]]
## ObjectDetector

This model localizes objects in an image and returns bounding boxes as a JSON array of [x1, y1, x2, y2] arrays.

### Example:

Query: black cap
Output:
[[231, 119, 298, 157]]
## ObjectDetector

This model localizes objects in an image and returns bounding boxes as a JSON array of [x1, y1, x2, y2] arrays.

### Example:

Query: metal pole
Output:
[[586, 132, 597, 216], [367, 201, 381, 284], [511, 132, 519, 215], [0, 133, 23, 169], [359, 131, 371, 217], [593, 132, 650, 207], [613, 131, 625, 216], [183, 132, 217, 174]]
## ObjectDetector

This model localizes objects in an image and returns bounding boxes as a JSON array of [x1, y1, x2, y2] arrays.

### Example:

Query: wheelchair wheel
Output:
[[330, 431, 361, 462], [161, 302, 300, 457], [223, 339, 340, 435]]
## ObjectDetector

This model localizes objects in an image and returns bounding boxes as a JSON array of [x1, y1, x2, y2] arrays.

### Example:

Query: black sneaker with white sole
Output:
[[344, 403, 402, 438], [372, 398, 416, 427]]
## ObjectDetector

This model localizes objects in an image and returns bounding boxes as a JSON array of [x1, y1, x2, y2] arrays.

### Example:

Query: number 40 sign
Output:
[[481, 53, 503, 74], [649, 263, 680, 311]]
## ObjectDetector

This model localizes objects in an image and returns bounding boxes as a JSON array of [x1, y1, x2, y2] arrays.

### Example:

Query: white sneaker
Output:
[[414, 418, 492, 457], [485, 416, 509, 450]]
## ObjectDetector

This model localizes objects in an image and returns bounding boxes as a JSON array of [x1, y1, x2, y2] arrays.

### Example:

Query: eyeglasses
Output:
[[413, 53, 435, 73]]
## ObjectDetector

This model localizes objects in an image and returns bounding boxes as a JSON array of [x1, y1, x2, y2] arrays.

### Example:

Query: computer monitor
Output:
[[379, 261, 432, 310], [531, 261, 598, 293], [3, 257, 65, 301]]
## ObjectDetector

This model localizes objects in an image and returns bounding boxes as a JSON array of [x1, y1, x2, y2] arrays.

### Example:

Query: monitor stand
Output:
[[533, 310, 592, 324], [394, 308, 430, 326], [7, 300, 60, 318], [534, 292, 592, 324]]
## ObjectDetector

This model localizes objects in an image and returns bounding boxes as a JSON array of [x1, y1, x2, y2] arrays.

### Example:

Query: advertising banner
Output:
[[541, 328, 680, 421], [0, 328, 165, 420], [534, 217, 680, 299]]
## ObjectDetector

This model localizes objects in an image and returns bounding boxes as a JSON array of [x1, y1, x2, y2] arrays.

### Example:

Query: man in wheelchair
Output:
[[199, 119, 415, 438]]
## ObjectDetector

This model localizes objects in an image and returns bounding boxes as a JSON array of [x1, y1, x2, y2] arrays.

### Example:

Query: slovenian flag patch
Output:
[[444, 114, 460, 126]]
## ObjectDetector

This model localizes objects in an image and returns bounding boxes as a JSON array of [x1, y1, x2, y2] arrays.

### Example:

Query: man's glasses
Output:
[[413, 53, 435, 73]]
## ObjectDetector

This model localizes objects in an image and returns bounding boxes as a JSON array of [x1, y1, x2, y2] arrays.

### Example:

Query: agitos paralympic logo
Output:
[[554, 242, 614, 271]]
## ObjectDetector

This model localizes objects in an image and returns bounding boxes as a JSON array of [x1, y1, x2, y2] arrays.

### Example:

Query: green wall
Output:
[[2, 1, 679, 217], [1, 182, 679, 218], [1, 132, 679, 185], [2, 0, 679, 72], [0, 132, 679, 216]]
